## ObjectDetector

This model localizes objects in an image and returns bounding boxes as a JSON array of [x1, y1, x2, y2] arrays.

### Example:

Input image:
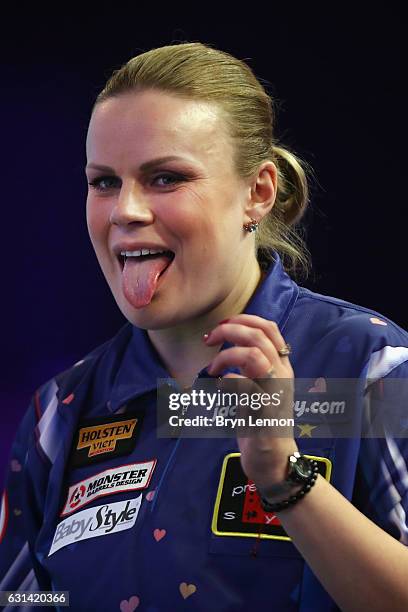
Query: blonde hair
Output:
[[93, 42, 314, 279]]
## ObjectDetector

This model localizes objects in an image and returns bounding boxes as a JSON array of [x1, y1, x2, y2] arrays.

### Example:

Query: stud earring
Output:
[[243, 218, 259, 233]]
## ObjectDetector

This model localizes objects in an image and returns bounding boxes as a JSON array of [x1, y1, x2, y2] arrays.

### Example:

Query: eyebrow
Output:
[[85, 155, 193, 173]]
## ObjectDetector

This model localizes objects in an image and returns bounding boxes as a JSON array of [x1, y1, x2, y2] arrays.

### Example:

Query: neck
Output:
[[147, 261, 265, 388]]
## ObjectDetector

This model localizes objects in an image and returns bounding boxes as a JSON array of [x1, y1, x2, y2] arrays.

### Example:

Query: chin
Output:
[[117, 298, 188, 331]]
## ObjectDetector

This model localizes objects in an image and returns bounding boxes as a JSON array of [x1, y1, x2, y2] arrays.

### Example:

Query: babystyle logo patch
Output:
[[49, 496, 142, 556], [212, 453, 332, 541], [61, 460, 156, 517], [70, 412, 144, 468]]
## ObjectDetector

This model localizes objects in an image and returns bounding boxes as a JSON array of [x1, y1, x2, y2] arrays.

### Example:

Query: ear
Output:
[[243, 161, 277, 223]]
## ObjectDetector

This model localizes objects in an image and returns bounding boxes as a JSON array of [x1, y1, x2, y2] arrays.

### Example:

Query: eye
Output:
[[87, 173, 185, 192], [88, 176, 119, 191], [151, 173, 185, 187]]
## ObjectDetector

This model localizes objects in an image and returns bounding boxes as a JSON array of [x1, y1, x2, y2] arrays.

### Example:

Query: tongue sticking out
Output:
[[122, 255, 172, 309]]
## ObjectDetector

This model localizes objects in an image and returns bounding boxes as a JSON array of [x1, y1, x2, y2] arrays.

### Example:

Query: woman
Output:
[[1, 42, 408, 611]]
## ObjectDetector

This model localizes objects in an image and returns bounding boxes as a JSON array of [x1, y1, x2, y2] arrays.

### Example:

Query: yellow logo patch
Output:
[[77, 419, 138, 457], [70, 411, 144, 468]]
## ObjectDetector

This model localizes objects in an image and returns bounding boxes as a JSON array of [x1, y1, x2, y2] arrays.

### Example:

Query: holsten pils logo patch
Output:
[[49, 496, 142, 556], [212, 453, 332, 541], [78, 419, 137, 457], [60, 459, 157, 517], [70, 412, 144, 468]]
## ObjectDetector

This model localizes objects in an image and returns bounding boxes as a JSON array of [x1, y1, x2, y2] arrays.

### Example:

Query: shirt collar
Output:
[[109, 250, 299, 411]]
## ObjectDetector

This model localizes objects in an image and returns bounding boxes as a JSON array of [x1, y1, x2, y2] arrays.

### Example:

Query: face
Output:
[[85, 89, 258, 329]]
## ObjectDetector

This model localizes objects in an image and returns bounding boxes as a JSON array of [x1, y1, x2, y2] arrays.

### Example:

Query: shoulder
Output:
[[294, 286, 408, 345], [288, 286, 408, 378], [35, 322, 133, 415], [10, 322, 134, 460]]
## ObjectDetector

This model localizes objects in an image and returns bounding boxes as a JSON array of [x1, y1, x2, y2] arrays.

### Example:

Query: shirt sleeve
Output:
[[352, 360, 408, 544], [0, 393, 50, 595]]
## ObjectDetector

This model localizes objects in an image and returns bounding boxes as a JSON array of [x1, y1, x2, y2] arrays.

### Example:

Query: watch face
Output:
[[294, 457, 311, 479]]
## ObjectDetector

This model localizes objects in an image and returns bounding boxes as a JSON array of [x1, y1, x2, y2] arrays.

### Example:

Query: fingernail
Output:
[[218, 319, 230, 324], [203, 332, 211, 342]]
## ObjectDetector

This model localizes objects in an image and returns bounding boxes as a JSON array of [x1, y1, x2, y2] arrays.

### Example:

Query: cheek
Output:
[[86, 200, 109, 246], [161, 203, 222, 250]]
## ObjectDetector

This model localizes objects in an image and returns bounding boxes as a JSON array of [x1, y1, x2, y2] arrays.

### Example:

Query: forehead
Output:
[[86, 90, 232, 167]]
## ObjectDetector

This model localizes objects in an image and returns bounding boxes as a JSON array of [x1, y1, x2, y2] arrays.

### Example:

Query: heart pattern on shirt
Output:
[[370, 317, 387, 326], [308, 377, 327, 392], [153, 528, 166, 542], [62, 392, 75, 405], [145, 490, 156, 502], [119, 595, 140, 611], [179, 583, 197, 599]]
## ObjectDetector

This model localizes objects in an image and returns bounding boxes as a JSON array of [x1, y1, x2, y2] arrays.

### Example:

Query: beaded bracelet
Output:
[[260, 459, 319, 513]]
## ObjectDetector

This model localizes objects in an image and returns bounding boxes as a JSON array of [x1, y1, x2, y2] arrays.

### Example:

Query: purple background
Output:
[[1, 7, 406, 487]]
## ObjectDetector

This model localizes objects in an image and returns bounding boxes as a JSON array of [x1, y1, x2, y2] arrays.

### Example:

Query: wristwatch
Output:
[[258, 452, 315, 499]]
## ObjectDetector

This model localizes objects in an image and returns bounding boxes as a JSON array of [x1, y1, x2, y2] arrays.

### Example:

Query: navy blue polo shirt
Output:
[[1, 251, 408, 611]]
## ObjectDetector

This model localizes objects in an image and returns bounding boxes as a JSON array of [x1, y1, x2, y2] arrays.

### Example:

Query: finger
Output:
[[218, 372, 256, 398], [208, 345, 275, 379], [207, 315, 291, 362], [206, 322, 285, 368], [229, 316, 291, 360]]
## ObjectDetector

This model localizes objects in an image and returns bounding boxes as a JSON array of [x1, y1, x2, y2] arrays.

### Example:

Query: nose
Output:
[[109, 181, 154, 226]]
